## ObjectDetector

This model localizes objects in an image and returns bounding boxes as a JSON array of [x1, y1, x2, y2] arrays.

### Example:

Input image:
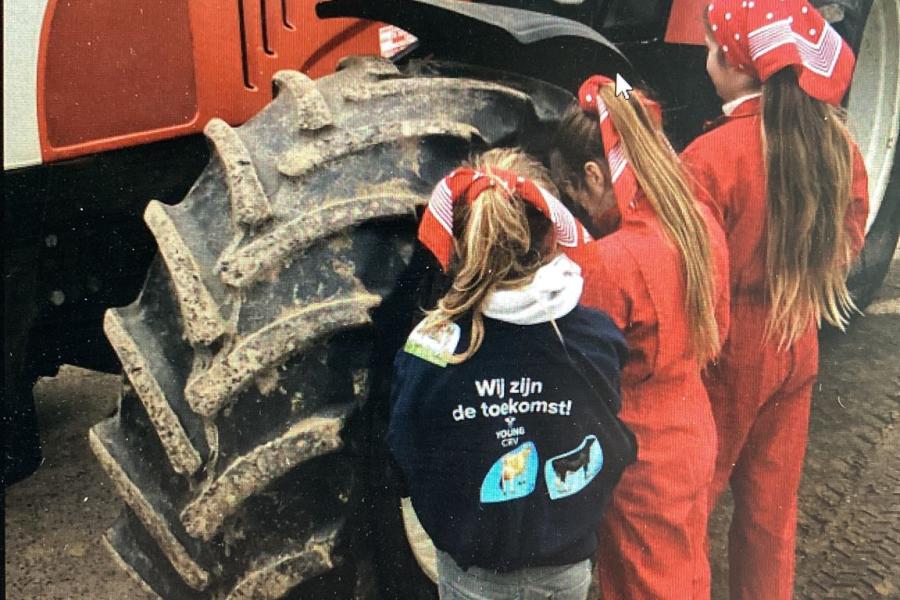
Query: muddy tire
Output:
[[89, 57, 569, 599]]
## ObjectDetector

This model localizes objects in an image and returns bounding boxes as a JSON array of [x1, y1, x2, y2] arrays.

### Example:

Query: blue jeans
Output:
[[436, 551, 592, 600]]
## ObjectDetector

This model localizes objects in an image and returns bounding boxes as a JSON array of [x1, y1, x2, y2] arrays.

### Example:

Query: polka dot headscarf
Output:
[[707, 0, 856, 104]]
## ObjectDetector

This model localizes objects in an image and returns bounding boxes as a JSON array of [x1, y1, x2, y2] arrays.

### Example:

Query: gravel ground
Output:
[[5, 250, 899, 600], [4, 369, 152, 600]]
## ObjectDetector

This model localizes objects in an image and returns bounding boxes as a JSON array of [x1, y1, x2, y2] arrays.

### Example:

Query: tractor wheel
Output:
[[89, 56, 569, 599], [840, 0, 900, 309]]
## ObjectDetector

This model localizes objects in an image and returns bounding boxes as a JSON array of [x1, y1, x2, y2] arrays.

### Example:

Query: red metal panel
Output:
[[187, 0, 385, 124], [38, 0, 384, 162], [665, 0, 707, 45], [41, 0, 198, 149]]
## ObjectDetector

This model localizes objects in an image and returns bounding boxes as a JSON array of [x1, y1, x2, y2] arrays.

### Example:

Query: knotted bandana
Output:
[[417, 166, 592, 271], [577, 75, 665, 209], [707, 0, 855, 105]]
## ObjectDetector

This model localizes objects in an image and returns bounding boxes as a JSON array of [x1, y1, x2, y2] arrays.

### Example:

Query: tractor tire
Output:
[[89, 56, 570, 599], [839, 0, 900, 309]]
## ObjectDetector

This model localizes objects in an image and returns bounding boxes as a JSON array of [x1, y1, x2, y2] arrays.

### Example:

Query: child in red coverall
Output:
[[550, 75, 730, 600], [680, 1, 869, 598]]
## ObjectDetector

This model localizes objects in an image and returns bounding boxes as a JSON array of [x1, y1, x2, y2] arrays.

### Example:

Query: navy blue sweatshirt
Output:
[[387, 307, 635, 572]]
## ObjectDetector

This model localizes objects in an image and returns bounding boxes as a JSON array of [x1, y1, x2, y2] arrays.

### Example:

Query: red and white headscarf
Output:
[[707, 0, 855, 105], [577, 75, 666, 209], [417, 166, 592, 272]]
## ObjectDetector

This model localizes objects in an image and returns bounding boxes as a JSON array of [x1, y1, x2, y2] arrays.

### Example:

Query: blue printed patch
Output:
[[544, 436, 604, 500], [480, 442, 539, 503]]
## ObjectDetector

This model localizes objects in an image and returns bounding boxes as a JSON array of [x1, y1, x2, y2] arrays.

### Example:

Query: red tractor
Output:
[[4, 0, 898, 597], [3, 0, 404, 481]]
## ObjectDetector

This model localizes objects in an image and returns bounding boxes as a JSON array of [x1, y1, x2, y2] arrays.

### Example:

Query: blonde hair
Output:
[[551, 84, 721, 363], [762, 68, 856, 346], [424, 148, 559, 363]]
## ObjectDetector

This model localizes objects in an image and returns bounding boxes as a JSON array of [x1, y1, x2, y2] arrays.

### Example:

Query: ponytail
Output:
[[424, 149, 557, 363], [762, 68, 855, 346], [599, 85, 720, 363], [553, 85, 721, 363]]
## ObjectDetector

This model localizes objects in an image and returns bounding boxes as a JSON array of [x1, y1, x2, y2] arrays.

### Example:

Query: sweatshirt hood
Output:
[[482, 254, 584, 325]]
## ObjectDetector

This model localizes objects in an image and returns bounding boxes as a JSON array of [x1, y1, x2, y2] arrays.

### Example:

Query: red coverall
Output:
[[568, 188, 730, 599], [681, 96, 869, 599]]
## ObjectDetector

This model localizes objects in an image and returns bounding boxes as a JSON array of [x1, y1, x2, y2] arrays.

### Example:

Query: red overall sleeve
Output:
[[575, 243, 632, 333], [681, 140, 730, 231], [702, 204, 731, 351], [847, 143, 870, 257], [714, 262, 731, 350], [571, 238, 658, 385]]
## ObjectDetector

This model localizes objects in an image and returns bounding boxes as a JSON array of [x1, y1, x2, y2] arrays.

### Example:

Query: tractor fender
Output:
[[317, 0, 637, 92]]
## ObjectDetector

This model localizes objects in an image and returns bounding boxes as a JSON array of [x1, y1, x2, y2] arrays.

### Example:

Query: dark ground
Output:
[[5, 250, 899, 600]]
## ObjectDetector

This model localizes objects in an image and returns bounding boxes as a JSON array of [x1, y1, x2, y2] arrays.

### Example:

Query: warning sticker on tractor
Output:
[[379, 25, 418, 58]]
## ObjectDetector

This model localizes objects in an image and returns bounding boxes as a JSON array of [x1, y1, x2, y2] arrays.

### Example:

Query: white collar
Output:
[[481, 254, 583, 326], [722, 92, 762, 116]]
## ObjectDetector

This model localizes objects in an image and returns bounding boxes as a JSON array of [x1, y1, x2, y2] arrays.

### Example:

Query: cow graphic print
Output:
[[544, 436, 604, 500], [480, 442, 539, 503]]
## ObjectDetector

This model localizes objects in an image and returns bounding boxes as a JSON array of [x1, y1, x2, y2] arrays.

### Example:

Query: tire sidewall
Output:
[[830, 0, 900, 308]]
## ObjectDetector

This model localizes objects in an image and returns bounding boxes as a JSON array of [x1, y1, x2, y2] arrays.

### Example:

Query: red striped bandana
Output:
[[577, 75, 665, 210], [418, 166, 592, 272]]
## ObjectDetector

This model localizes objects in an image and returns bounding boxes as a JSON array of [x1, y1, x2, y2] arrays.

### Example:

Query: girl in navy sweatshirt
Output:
[[388, 148, 636, 600]]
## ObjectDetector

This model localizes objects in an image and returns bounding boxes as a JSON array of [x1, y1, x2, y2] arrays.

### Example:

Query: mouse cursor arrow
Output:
[[615, 73, 633, 100]]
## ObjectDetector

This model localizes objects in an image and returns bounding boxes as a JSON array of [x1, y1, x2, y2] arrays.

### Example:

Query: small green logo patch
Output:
[[403, 321, 461, 367]]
